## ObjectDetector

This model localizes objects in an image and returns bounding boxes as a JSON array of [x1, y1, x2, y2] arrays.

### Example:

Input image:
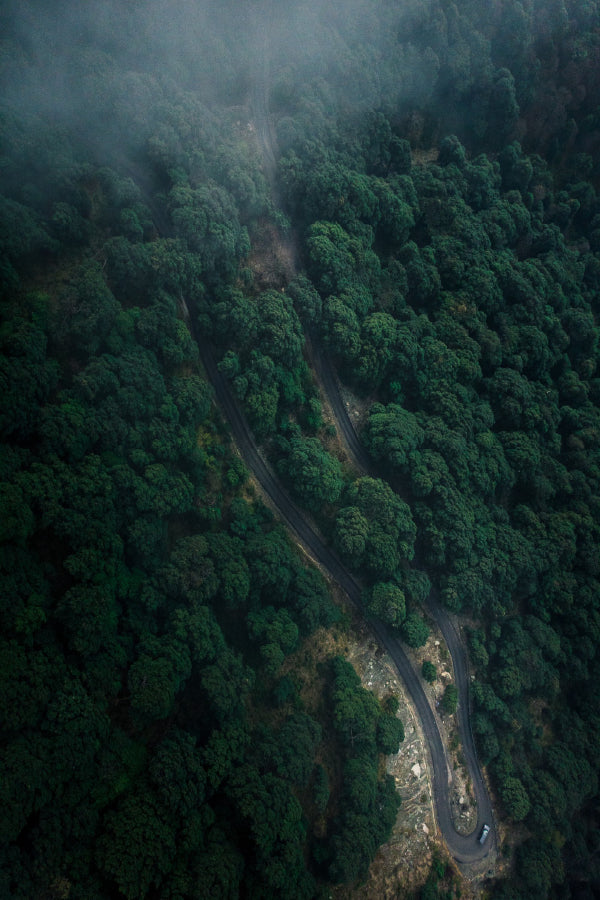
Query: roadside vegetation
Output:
[[2, 1, 600, 897]]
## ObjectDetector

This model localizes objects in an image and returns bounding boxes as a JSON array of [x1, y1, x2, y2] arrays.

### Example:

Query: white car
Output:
[[479, 824, 491, 845]]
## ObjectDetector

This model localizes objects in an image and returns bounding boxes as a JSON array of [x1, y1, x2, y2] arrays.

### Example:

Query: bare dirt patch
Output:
[[303, 596, 475, 899], [247, 219, 295, 290], [281, 584, 442, 896], [338, 629, 440, 899], [308, 355, 373, 477], [327, 618, 487, 899], [412, 147, 440, 166], [336, 380, 374, 436], [408, 620, 478, 836], [236, 484, 492, 896]]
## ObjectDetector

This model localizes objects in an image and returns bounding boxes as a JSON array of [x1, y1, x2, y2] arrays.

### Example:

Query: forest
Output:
[[2, 0, 600, 897]]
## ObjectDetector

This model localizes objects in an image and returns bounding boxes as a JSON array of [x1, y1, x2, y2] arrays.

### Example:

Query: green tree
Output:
[[287, 274, 323, 324], [128, 653, 181, 721], [333, 506, 369, 560], [322, 296, 361, 361], [200, 650, 254, 724], [376, 713, 405, 754], [364, 402, 424, 470], [516, 839, 564, 898], [169, 181, 249, 276], [373, 179, 415, 245], [441, 683, 459, 715], [255, 290, 304, 368], [148, 730, 206, 817], [306, 221, 380, 296], [343, 477, 416, 574], [501, 776, 531, 821], [277, 712, 322, 787], [422, 661, 437, 683], [357, 312, 398, 386], [54, 261, 120, 358], [207, 533, 250, 607], [247, 607, 299, 675], [289, 565, 339, 635], [96, 786, 177, 898], [313, 764, 330, 814], [401, 612, 430, 648], [366, 581, 406, 629], [279, 435, 343, 511], [160, 535, 218, 606], [330, 657, 380, 750], [225, 765, 312, 896]]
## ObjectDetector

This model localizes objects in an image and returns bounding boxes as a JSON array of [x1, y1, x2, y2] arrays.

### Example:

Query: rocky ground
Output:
[[245, 462, 499, 897], [334, 618, 500, 899], [239, 348, 497, 897], [410, 620, 479, 838], [339, 630, 440, 898]]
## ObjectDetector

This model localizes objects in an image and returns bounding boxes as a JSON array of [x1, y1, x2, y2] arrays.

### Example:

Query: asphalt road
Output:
[[196, 331, 495, 865], [310, 339, 377, 476], [247, 60, 496, 860], [150, 34, 497, 864], [312, 348, 497, 863]]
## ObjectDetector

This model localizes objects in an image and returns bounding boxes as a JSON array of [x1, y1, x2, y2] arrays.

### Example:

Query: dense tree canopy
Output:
[[4, 0, 600, 896]]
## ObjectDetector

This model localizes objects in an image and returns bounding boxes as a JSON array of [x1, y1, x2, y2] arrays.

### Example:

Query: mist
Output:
[[3, 0, 600, 174], [0, 0, 438, 163], [3, 2, 600, 898]]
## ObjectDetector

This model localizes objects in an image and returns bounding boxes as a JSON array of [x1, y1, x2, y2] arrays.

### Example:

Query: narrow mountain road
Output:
[[195, 337, 491, 865], [246, 44, 497, 866], [311, 281, 497, 866], [310, 343, 377, 476]]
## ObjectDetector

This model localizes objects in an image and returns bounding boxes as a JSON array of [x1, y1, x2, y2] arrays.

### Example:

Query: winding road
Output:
[[151, 12, 496, 865], [314, 350, 496, 860], [194, 331, 494, 865], [242, 38, 496, 865]]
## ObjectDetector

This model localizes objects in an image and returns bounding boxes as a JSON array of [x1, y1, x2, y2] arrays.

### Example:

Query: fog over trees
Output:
[[2, 1, 600, 897]]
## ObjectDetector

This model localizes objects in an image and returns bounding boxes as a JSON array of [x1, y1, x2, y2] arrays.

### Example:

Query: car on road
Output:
[[479, 824, 491, 845]]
